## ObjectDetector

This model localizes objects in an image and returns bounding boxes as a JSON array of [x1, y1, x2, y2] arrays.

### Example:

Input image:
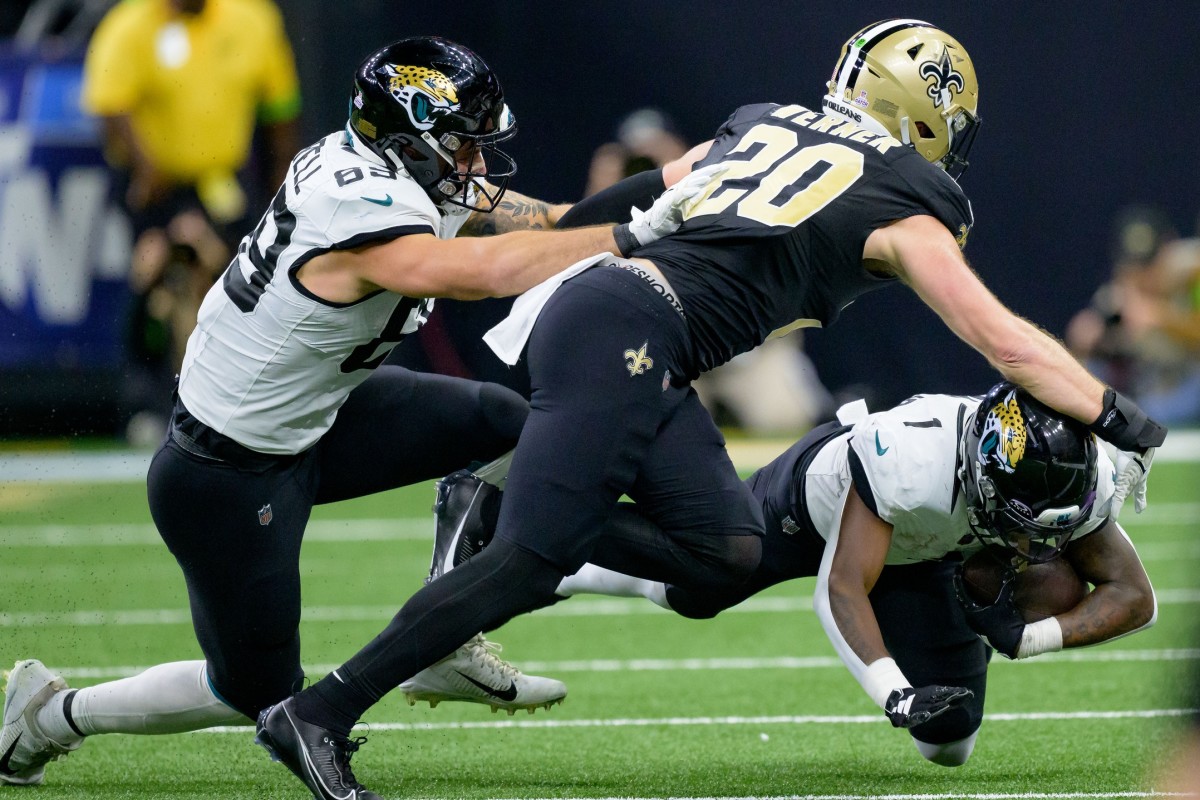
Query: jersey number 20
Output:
[[688, 125, 864, 228]]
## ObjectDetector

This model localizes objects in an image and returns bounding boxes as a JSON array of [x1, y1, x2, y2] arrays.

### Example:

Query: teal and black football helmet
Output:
[[348, 36, 517, 210], [959, 382, 1098, 563]]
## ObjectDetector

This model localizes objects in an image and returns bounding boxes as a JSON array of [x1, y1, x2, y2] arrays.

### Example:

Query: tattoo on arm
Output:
[[460, 193, 554, 237]]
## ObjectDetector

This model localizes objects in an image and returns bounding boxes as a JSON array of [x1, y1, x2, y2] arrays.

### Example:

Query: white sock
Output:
[[37, 661, 247, 739], [473, 450, 513, 489], [555, 563, 672, 609], [912, 730, 978, 767]]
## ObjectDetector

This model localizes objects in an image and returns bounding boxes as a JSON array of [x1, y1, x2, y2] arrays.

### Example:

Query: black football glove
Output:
[[885, 685, 974, 728], [953, 565, 1024, 659]]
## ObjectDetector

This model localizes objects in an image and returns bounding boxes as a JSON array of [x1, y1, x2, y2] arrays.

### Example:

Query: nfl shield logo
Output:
[[258, 504, 273, 526]]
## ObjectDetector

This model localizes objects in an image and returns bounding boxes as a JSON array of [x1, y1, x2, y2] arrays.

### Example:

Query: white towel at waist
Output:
[[483, 252, 613, 365]]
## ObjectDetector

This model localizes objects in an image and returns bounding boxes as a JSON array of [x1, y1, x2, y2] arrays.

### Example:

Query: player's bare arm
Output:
[[864, 214, 1105, 423], [821, 486, 894, 666], [459, 188, 572, 236], [662, 140, 714, 187], [1058, 521, 1156, 647], [296, 225, 619, 303]]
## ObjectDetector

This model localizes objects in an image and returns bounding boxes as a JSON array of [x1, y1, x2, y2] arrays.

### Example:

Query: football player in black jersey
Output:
[[262, 21, 1168, 797]]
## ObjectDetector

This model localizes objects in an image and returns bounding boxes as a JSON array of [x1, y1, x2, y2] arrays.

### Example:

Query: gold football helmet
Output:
[[822, 19, 980, 179]]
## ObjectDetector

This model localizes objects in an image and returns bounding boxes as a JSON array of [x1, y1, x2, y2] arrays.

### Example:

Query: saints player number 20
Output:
[[688, 126, 864, 228]]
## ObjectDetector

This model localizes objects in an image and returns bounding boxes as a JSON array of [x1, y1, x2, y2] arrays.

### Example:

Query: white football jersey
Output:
[[178, 128, 472, 454], [804, 394, 1116, 564]]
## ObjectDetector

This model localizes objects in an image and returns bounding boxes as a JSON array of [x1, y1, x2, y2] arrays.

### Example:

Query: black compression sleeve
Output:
[[557, 169, 666, 228], [1089, 387, 1168, 451]]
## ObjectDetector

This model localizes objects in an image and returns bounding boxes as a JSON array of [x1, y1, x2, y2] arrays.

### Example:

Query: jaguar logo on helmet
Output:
[[383, 64, 461, 132], [918, 49, 966, 110], [978, 389, 1027, 474]]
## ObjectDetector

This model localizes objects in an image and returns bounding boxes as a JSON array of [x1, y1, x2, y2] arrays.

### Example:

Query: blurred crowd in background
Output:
[[1, 0, 1198, 447], [0, 0, 1197, 791]]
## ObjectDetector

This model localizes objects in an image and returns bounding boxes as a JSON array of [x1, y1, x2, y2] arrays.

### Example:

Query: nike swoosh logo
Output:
[[0, 732, 22, 775], [360, 194, 393, 207], [447, 483, 484, 565], [283, 706, 355, 800], [875, 432, 889, 456], [456, 671, 518, 702]]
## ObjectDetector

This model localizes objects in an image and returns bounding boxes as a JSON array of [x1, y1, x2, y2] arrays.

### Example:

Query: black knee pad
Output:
[[663, 586, 726, 619], [477, 383, 530, 442], [208, 660, 304, 719], [908, 694, 985, 744]]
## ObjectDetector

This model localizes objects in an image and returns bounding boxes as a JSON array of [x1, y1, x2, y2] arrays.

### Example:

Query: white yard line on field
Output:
[[3, 502, 1199, 549], [465, 796, 1192, 800], [3, 429, 1199, 482], [46, 648, 1200, 680], [6, 591, 1200, 628], [192, 708, 1195, 734]]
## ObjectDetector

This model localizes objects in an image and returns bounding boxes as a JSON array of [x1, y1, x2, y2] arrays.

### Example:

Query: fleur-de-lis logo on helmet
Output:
[[918, 49, 965, 109], [383, 64, 461, 131], [977, 388, 1027, 474]]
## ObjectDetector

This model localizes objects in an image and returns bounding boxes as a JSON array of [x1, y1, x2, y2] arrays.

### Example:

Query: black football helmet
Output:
[[959, 382, 1099, 564], [348, 37, 516, 210]]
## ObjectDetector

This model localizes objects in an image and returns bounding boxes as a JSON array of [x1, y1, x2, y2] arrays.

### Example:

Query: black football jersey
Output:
[[637, 102, 974, 377]]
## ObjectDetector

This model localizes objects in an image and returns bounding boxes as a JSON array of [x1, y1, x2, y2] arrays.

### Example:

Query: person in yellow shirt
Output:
[[81, 0, 301, 435]]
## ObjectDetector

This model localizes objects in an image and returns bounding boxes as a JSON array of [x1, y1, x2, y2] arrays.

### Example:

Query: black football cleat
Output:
[[428, 470, 500, 583], [255, 697, 382, 800]]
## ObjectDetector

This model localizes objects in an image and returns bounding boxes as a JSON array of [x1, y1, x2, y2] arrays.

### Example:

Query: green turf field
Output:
[[2, 449, 1198, 800]]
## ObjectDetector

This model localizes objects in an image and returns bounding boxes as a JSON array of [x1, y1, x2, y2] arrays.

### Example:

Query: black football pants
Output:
[[311, 266, 763, 728], [147, 366, 528, 718]]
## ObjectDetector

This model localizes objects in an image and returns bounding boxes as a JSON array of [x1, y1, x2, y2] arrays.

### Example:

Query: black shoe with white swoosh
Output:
[[428, 470, 499, 583], [256, 697, 383, 800]]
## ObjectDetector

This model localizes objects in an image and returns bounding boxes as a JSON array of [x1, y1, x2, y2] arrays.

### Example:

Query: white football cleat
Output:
[[0, 660, 81, 785], [400, 634, 566, 715]]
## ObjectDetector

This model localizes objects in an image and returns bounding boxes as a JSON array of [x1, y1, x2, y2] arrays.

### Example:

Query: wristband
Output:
[[612, 223, 641, 258], [1089, 387, 1168, 451], [1016, 617, 1063, 659], [862, 657, 911, 710]]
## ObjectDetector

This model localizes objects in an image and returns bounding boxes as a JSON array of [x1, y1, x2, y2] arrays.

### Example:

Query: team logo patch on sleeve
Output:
[[624, 342, 654, 376]]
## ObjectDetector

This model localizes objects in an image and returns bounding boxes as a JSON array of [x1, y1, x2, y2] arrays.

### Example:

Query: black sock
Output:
[[293, 674, 371, 738]]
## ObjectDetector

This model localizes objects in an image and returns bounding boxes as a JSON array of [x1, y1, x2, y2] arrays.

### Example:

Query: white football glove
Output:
[[625, 163, 728, 246], [1111, 446, 1155, 519]]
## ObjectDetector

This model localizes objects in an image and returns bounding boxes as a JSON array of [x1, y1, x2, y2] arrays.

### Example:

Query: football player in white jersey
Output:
[[431, 382, 1157, 766], [0, 36, 708, 792], [256, 22, 1168, 799]]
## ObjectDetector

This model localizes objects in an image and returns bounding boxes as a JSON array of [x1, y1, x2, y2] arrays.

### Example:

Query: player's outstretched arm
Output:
[[867, 215, 1105, 421], [1058, 520, 1157, 647], [459, 188, 572, 235], [868, 215, 1167, 516]]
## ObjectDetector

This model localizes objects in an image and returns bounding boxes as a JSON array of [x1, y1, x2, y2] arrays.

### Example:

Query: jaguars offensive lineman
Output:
[[256, 21, 1168, 799], [0, 36, 706, 792]]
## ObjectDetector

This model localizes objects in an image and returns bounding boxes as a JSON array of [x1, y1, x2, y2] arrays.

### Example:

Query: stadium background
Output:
[[2, 0, 1199, 433]]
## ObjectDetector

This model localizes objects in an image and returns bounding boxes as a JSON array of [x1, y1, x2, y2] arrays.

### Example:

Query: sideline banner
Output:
[[0, 47, 131, 371]]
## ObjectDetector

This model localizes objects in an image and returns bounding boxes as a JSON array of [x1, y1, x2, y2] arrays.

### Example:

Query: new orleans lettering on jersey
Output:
[[636, 102, 974, 377], [800, 394, 1114, 565], [178, 128, 472, 455]]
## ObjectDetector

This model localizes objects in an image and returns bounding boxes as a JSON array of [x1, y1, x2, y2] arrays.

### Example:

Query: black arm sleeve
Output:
[[556, 169, 666, 229], [1089, 387, 1168, 451]]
